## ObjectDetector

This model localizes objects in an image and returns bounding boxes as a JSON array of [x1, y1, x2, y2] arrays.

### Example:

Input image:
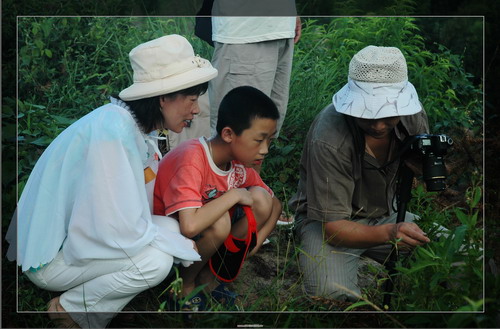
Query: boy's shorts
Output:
[[230, 205, 245, 225]]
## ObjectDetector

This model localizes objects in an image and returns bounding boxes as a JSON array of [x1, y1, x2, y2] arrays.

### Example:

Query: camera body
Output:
[[403, 134, 453, 191]]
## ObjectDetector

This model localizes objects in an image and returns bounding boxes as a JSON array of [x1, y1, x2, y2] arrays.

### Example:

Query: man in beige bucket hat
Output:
[[288, 45, 431, 301], [8, 34, 216, 328]]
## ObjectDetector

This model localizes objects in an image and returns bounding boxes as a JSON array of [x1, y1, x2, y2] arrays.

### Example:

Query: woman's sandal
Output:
[[47, 296, 80, 328]]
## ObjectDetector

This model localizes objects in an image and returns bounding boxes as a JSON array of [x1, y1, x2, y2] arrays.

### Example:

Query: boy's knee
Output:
[[205, 212, 231, 243], [249, 186, 272, 208], [248, 187, 277, 221]]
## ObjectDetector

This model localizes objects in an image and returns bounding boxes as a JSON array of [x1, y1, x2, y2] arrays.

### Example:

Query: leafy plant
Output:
[[390, 178, 483, 314], [9, 16, 485, 328], [262, 16, 483, 205]]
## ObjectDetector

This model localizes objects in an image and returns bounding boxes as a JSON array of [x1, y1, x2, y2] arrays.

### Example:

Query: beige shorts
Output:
[[208, 38, 294, 136]]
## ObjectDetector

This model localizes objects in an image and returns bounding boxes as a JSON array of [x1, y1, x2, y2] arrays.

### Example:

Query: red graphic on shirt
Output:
[[227, 164, 247, 189], [201, 184, 224, 203]]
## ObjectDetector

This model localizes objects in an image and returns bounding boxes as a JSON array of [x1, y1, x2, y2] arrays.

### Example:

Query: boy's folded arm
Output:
[[178, 188, 253, 238]]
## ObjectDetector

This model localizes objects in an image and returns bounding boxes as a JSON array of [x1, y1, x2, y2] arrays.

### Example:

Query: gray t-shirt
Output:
[[289, 103, 429, 223]]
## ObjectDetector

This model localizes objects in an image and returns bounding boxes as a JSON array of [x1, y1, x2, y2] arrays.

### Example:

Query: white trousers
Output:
[[25, 245, 174, 328]]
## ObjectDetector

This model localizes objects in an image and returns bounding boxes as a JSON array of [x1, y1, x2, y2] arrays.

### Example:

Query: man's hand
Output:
[[390, 222, 430, 249]]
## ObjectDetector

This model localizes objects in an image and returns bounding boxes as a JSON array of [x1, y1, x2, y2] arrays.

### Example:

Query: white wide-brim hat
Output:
[[119, 34, 218, 101], [332, 45, 421, 119]]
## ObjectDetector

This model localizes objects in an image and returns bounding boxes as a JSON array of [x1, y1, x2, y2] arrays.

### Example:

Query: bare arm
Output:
[[294, 16, 302, 43], [178, 188, 253, 238], [324, 219, 430, 249]]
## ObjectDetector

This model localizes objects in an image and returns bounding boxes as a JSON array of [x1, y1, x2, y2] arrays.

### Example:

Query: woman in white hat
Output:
[[289, 45, 431, 301], [7, 34, 217, 327]]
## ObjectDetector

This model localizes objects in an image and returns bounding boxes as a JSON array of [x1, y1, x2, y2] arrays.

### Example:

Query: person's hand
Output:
[[294, 16, 302, 44], [230, 188, 254, 206], [390, 222, 430, 249], [190, 239, 199, 253]]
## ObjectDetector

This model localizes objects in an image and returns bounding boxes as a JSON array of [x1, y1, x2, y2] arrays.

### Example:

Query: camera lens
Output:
[[422, 154, 447, 191], [425, 178, 446, 191]]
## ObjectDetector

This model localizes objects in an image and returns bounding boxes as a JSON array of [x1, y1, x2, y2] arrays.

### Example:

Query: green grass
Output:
[[5, 15, 490, 328]]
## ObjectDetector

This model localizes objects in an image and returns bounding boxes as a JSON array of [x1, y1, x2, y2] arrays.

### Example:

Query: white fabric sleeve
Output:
[[62, 118, 200, 265], [150, 215, 201, 267]]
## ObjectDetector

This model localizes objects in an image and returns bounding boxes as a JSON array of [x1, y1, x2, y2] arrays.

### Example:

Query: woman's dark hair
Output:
[[115, 82, 208, 133], [216, 86, 279, 136]]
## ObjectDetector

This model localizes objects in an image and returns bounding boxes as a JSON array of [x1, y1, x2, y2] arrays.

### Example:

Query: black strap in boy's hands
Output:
[[209, 205, 257, 282]]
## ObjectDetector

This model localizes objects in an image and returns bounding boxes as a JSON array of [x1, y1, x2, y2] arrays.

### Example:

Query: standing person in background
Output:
[[191, 0, 300, 225], [171, 0, 300, 150], [208, 0, 301, 137]]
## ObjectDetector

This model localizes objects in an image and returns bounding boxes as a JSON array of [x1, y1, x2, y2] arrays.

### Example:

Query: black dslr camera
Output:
[[402, 134, 453, 191]]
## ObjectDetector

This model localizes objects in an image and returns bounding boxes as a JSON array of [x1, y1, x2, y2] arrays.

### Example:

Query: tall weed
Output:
[[391, 178, 484, 313]]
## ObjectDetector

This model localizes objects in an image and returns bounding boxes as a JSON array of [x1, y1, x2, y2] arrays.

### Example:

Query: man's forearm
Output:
[[324, 219, 393, 248]]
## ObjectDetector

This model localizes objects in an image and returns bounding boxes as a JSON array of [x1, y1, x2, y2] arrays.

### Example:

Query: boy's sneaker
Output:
[[210, 283, 239, 308], [165, 292, 207, 311], [181, 293, 207, 311]]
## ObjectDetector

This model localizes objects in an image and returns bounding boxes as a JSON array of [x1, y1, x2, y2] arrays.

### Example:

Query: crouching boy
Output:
[[153, 86, 282, 310]]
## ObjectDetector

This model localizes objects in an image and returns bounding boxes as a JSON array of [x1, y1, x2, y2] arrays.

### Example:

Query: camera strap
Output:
[[376, 122, 414, 172]]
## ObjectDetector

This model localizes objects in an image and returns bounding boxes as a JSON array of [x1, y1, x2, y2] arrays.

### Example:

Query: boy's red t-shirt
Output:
[[153, 137, 273, 217]]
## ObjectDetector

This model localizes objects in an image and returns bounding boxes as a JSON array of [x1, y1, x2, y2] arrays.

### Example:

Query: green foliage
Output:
[[13, 17, 200, 200], [262, 17, 483, 203], [12, 16, 484, 219], [9, 16, 485, 327], [390, 178, 484, 317]]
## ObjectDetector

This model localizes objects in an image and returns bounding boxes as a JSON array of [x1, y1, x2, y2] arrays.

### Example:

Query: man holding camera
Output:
[[289, 45, 432, 301]]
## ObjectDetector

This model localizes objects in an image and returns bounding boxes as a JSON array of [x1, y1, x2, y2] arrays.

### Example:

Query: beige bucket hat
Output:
[[119, 34, 218, 101], [332, 45, 421, 119]]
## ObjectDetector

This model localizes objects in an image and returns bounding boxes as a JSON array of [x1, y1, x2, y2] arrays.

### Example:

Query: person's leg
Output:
[[25, 245, 174, 327], [230, 187, 281, 257], [179, 212, 231, 297], [298, 220, 365, 302], [208, 41, 279, 135], [270, 38, 294, 135]]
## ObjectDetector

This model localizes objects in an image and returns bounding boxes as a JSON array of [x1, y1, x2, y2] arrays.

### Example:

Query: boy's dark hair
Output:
[[216, 86, 279, 136], [118, 82, 208, 133]]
